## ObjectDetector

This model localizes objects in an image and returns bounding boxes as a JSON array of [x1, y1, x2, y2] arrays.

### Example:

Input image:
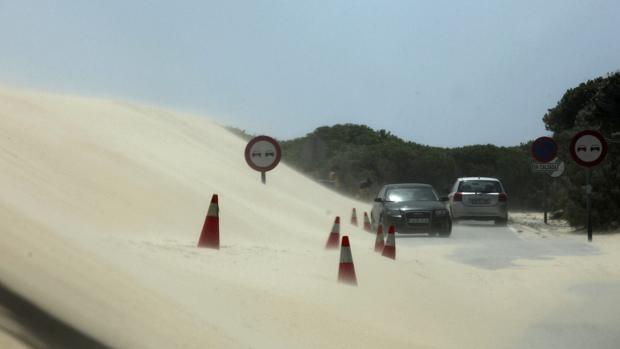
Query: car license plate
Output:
[[408, 218, 429, 224], [470, 199, 490, 204]]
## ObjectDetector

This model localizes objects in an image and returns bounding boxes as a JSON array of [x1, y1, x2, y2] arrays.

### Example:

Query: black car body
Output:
[[371, 183, 452, 237]]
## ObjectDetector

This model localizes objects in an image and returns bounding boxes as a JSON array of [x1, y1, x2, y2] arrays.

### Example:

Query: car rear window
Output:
[[458, 180, 502, 193]]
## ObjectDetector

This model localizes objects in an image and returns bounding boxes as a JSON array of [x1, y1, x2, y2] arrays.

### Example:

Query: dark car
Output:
[[371, 183, 452, 237]]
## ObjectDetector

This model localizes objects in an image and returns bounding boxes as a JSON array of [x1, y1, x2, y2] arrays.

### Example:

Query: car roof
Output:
[[457, 177, 500, 182], [382, 183, 434, 188]]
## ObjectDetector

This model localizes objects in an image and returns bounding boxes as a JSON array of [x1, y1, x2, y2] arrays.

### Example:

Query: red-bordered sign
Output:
[[244, 135, 282, 172], [531, 136, 558, 163], [570, 130, 608, 168]]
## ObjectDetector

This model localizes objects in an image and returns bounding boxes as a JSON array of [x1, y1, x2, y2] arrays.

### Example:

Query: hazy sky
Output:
[[1, 1, 618, 147]]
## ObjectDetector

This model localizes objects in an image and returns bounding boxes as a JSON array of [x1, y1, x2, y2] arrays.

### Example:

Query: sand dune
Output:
[[1, 87, 619, 348]]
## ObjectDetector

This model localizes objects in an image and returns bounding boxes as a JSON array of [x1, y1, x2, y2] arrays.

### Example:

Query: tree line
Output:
[[278, 124, 544, 208], [229, 71, 619, 229]]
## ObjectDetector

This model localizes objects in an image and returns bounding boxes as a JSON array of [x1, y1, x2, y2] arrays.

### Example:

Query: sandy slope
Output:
[[1, 87, 619, 348]]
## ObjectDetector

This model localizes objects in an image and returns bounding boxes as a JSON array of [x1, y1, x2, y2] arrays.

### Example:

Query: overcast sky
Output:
[[1, 1, 618, 147]]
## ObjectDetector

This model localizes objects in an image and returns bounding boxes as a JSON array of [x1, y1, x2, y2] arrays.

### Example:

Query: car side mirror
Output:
[[439, 196, 449, 202], [374, 198, 383, 203]]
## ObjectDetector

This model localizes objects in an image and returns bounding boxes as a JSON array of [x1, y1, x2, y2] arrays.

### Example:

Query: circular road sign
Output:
[[531, 136, 558, 163], [550, 159, 565, 178], [570, 130, 608, 168], [244, 135, 282, 172]]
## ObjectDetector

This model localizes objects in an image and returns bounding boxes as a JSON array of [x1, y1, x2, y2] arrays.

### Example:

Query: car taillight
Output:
[[454, 192, 463, 201], [499, 192, 507, 202]]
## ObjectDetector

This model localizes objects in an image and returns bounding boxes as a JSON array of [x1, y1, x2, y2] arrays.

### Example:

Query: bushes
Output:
[[543, 72, 620, 229], [280, 124, 537, 205]]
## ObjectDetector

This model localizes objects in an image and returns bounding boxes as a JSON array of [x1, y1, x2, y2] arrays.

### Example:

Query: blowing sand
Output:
[[1, 86, 619, 348]]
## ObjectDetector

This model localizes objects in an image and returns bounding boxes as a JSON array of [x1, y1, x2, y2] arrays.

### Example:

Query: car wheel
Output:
[[438, 221, 452, 237], [494, 217, 507, 226]]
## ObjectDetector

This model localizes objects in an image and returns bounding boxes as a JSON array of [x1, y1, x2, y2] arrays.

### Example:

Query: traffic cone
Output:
[[382, 225, 396, 259], [198, 194, 219, 249], [363, 212, 372, 232], [325, 216, 341, 249], [374, 224, 385, 252], [350, 208, 358, 226], [338, 236, 357, 285]]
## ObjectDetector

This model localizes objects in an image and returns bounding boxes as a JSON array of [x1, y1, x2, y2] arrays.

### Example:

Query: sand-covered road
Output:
[[399, 220, 620, 348], [1, 86, 619, 348]]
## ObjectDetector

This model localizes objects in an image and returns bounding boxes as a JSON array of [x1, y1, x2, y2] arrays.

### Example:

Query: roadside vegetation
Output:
[[278, 124, 543, 209], [230, 72, 619, 229], [542, 72, 619, 229]]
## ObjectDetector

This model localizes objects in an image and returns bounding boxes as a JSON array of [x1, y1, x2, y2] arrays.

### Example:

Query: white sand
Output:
[[1, 86, 619, 348]]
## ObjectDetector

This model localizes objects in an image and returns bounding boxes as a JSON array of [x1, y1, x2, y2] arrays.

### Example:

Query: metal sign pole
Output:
[[245, 135, 281, 186], [586, 168, 592, 242], [543, 175, 548, 224], [569, 130, 607, 243]]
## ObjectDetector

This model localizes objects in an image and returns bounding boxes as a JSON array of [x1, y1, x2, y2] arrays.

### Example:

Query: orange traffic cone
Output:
[[325, 216, 341, 249], [382, 225, 396, 259], [363, 212, 372, 232], [351, 208, 358, 226], [198, 194, 219, 249], [338, 236, 357, 285], [374, 224, 385, 252]]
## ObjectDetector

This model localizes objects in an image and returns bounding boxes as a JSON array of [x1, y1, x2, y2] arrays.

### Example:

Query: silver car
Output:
[[447, 177, 508, 225]]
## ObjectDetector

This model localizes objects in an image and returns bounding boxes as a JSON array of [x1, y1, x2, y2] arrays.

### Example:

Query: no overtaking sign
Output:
[[245, 135, 281, 184], [569, 130, 608, 242], [569, 130, 608, 167]]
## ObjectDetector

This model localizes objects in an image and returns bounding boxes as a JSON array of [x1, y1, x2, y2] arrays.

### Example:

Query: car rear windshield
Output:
[[386, 187, 438, 202], [458, 180, 502, 193]]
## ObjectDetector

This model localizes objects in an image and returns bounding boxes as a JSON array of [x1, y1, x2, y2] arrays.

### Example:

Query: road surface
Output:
[[396, 220, 620, 349]]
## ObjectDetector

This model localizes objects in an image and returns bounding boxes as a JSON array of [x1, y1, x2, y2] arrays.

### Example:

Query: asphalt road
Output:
[[396, 219, 598, 269], [396, 220, 620, 349]]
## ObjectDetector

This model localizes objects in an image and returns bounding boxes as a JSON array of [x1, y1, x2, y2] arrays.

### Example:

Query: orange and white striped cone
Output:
[[197, 194, 219, 249], [374, 224, 385, 252], [350, 208, 358, 226], [381, 225, 396, 259], [363, 212, 372, 232], [338, 236, 357, 285], [325, 216, 341, 249]]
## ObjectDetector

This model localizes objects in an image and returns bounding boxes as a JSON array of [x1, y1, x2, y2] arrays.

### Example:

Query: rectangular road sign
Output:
[[531, 162, 561, 172]]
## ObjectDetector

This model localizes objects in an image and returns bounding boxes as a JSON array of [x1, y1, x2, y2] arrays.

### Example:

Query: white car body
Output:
[[447, 177, 508, 224]]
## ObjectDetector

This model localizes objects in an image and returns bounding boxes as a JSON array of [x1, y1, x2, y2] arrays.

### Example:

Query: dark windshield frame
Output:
[[385, 187, 439, 202]]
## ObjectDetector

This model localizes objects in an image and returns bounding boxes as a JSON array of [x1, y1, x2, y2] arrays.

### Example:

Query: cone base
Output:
[[381, 246, 395, 259], [338, 263, 357, 285], [198, 217, 219, 249], [197, 241, 220, 249], [325, 233, 340, 249]]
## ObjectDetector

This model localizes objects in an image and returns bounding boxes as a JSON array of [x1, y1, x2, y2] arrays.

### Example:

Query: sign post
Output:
[[531, 137, 558, 224], [530, 158, 564, 173], [543, 176, 548, 224], [569, 130, 608, 242], [586, 168, 592, 241], [244, 135, 282, 184], [530, 157, 564, 224]]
